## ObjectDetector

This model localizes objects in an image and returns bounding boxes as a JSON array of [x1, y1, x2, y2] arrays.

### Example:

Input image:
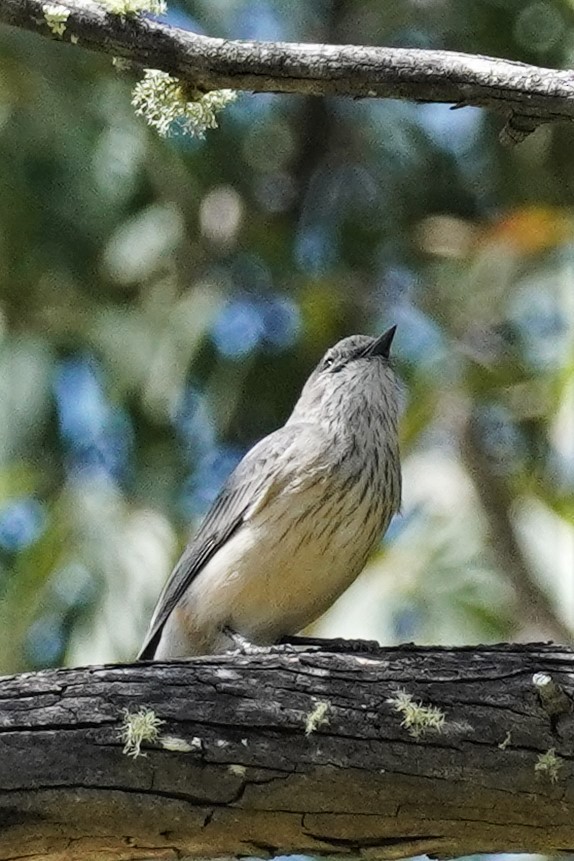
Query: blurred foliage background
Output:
[[0, 0, 572, 675]]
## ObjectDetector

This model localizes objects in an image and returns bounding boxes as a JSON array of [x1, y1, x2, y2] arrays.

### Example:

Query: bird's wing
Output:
[[138, 423, 323, 659]]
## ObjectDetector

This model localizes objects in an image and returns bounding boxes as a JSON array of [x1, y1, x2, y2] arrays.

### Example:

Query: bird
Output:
[[138, 326, 402, 659]]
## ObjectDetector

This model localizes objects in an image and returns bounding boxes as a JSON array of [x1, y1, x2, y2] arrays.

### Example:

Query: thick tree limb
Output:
[[3, 1, 574, 142], [1, 643, 574, 861]]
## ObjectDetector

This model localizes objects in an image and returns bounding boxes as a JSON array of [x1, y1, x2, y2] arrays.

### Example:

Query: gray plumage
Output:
[[139, 328, 402, 659]]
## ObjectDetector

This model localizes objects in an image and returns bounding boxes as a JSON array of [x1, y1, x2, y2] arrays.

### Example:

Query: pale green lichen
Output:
[[43, 3, 70, 36], [100, 0, 167, 15], [305, 700, 331, 735], [112, 56, 132, 72], [387, 689, 446, 739], [119, 707, 165, 758], [228, 764, 246, 777], [498, 730, 512, 750], [535, 748, 564, 783], [131, 70, 237, 138]]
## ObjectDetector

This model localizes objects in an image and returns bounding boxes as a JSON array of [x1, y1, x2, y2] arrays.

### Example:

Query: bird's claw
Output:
[[223, 628, 299, 656], [222, 629, 380, 657]]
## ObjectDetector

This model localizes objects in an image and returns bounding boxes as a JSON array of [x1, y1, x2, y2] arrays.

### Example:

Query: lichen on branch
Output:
[[131, 70, 237, 137]]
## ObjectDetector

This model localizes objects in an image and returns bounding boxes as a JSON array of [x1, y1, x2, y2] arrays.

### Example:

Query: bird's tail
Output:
[[136, 629, 162, 661]]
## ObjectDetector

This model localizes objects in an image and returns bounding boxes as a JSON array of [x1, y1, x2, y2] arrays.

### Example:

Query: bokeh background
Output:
[[0, 0, 573, 675]]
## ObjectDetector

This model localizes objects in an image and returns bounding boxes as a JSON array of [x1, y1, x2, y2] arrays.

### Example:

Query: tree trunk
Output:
[[1, 643, 573, 861]]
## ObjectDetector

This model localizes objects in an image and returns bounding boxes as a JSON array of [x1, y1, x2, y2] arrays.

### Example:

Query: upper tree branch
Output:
[[1, 643, 574, 861], [3, 0, 574, 141]]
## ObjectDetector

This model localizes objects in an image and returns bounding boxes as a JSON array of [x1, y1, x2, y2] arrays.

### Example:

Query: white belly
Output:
[[158, 471, 389, 656]]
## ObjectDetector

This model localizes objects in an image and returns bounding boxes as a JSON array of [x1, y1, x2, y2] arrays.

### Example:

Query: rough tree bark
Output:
[[2, 0, 574, 142], [1, 643, 573, 861]]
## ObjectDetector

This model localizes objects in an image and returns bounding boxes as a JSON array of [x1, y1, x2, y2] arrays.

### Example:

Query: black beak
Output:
[[362, 325, 397, 359]]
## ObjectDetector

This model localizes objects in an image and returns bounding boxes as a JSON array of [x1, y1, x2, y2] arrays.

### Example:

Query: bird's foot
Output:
[[223, 628, 267, 655], [223, 628, 297, 656], [278, 635, 381, 654], [222, 629, 380, 657]]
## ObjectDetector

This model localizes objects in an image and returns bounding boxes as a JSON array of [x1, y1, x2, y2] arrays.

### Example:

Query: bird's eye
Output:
[[323, 356, 344, 373]]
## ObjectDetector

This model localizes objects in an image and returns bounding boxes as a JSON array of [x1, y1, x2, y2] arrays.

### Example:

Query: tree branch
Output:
[[1, 643, 574, 861], [3, 0, 574, 141]]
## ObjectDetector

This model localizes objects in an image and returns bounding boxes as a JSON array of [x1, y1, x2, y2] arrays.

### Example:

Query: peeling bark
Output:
[[0, 643, 573, 861]]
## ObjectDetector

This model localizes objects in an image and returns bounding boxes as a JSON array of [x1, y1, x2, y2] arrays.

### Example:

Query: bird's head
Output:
[[288, 326, 402, 428]]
